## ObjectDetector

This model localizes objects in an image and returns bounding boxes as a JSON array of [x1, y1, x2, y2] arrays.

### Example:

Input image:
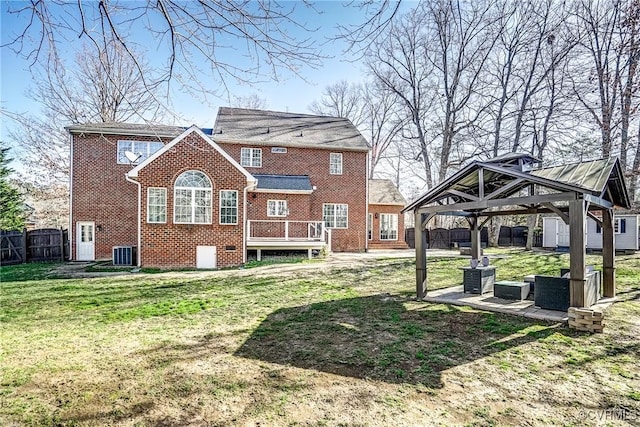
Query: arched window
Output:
[[174, 170, 212, 224]]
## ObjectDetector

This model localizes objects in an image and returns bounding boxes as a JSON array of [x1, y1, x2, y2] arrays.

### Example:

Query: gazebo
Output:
[[402, 153, 631, 308]]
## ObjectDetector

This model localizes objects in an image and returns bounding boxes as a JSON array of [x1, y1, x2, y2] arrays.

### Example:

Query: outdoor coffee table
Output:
[[494, 280, 530, 300]]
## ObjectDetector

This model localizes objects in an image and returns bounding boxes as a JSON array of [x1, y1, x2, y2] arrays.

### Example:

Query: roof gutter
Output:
[[66, 126, 181, 138], [213, 138, 370, 153]]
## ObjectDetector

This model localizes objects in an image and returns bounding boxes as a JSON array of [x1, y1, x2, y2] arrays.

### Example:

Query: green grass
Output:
[[0, 262, 62, 282], [0, 251, 639, 426]]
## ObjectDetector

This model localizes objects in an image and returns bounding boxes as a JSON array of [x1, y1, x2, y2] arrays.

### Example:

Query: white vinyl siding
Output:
[[147, 187, 167, 223], [380, 214, 398, 240], [267, 200, 288, 217], [219, 190, 238, 225], [117, 140, 163, 164], [330, 153, 343, 175], [323, 203, 348, 229], [240, 148, 262, 167], [173, 171, 212, 224]]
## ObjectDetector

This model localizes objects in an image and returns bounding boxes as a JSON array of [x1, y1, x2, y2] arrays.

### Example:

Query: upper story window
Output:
[[380, 213, 398, 240], [267, 200, 288, 217], [323, 203, 348, 229], [147, 187, 167, 223], [219, 190, 238, 225], [330, 153, 343, 175], [174, 170, 212, 224], [241, 148, 262, 167], [117, 140, 163, 164]]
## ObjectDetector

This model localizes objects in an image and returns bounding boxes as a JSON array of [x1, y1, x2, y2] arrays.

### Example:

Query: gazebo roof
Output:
[[403, 156, 631, 214]]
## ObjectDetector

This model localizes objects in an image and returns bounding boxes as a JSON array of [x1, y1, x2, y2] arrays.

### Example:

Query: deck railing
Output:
[[247, 220, 329, 243]]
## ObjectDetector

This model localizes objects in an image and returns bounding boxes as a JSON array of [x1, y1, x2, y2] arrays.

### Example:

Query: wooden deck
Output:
[[246, 220, 330, 260]]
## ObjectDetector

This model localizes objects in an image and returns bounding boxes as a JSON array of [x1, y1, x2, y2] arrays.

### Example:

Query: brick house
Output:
[[68, 108, 407, 268], [368, 179, 408, 250]]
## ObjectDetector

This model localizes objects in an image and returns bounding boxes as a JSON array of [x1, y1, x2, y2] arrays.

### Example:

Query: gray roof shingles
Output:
[[254, 174, 313, 192], [213, 107, 370, 151], [369, 179, 406, 205]]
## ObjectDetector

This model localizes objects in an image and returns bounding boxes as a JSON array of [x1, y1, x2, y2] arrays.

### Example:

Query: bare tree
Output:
[[29, 41, 164, 124], [361, 81, 405, 178], [309, 79, 404, 178], [427, 0, 502, 181], [367, 5, 437, 187], [573, 0, 625, 159], [3, 40, 165, 226], [308, 81, 367, 128], [230, 93, 268, 110], [3, 1, 402, 102], [6, 41, 165, 183]]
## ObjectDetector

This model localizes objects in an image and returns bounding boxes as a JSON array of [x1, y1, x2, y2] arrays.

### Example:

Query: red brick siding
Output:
[[137, 133, 247, 268], [71, 133, 173, 260], [368, 204, 408, 249], [247, 193, 312, 221], [219, 143, 368, 251]]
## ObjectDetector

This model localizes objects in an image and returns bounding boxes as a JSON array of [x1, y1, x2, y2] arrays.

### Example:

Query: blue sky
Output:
[[0, 1, 407, 141]]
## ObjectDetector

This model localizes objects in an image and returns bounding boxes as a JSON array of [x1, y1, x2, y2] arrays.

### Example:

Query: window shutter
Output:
[[621, 218, 626, 233], [596, 223, 601, 233]]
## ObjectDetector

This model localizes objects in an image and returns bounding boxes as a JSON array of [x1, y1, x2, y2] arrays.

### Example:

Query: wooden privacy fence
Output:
[[405, 226, 542, 249], [1, 228, 69, 266]]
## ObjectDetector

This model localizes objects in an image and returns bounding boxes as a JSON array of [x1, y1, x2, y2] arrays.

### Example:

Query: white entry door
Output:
[[557, 221, 570, 247], [76, 221, 95, 261]]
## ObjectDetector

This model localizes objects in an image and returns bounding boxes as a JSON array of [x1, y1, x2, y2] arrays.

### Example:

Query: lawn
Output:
[[1, 250, 639, 426]]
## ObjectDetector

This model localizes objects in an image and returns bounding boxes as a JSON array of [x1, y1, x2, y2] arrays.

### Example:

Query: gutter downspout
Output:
[[68, 132, 74, 260], [243, 180, 258, 264], [125, 174, 142, 267]]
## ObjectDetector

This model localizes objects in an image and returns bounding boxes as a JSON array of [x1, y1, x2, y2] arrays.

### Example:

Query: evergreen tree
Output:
[[0, 146, 25, 230]]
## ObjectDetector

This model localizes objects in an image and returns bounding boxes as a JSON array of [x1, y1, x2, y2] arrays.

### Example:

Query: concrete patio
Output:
[[424, 285, 617, 323]]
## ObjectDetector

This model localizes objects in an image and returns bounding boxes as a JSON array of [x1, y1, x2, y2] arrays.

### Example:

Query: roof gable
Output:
[[213, 107, 370, 152], [369, 179, 406, 205], [127, 126, 256, 183]]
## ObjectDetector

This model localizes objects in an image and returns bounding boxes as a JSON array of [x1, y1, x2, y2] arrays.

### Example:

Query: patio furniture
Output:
[[534, 271, 601, 311], [534, 276, 570, 311], [494, 281, 530, 300], [460, 266, 495, 294], [523, 274, 535, 295]]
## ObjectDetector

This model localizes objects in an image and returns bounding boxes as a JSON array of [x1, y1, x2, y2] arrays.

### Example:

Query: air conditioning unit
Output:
[[113, 246, 136, 266]]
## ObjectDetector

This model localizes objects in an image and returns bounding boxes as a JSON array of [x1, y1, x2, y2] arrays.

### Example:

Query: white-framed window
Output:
[[380, 214, 398, 240], [330, 152, 343, 175], [240, 148, 262, 167], [174, 170, 212, 224], [323, 203, 348, 229], [368, 213, 373, 240], [147, 187, 167, 223], [117, 140, 163, 164], [267, 200, 288, 217], [219, 190, 238, 225]]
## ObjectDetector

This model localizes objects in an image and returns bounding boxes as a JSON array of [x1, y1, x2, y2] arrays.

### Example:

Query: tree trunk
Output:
[[488, 217, 502, 247], [525, 214, 538, 250]]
